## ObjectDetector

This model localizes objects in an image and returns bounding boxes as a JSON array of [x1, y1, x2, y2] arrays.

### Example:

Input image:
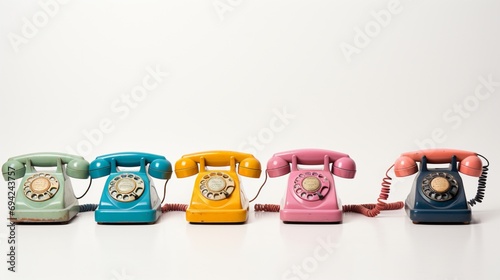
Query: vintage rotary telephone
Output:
[[253, 149, 404, 223], [90, 152, 172, 224], [175, 150, 261, 223], [2, 153, 91, 223], [393, 149, 489, 224]]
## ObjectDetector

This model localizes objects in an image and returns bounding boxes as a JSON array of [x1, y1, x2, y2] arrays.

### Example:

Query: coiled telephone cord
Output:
[[254, 203, 280, 212], [159, 179, 189, 212], [161, 203, 188, 213], [343, 165, 404, 217], [79, 204, 99, 212], [468, 154, 489, 207], [254, 165, 404, 217]]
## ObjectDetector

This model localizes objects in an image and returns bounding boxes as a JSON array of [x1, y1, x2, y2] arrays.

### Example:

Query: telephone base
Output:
[[405, 203, 471, 224], [10, 203, 79, 223], [186, 207, 248, 223], [280, 208, 343, 223], [95, 208, 162, 224]]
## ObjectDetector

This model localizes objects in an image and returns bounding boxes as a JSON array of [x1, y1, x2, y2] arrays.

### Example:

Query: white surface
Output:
[[1, 1, 500, 279]]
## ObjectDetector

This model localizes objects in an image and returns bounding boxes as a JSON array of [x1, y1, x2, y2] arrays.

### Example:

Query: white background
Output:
[[1, 1, 500, 279]]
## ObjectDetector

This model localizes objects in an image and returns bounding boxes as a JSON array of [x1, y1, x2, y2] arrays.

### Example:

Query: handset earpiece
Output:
[[238, 157, 262, 178], [266, 156, 291, 178], [89, 159, 111, 179], [332, 157, 356, 178], [66, 159, 90, 179], [2, 160, 26, 180], [175, 158, 199, 178], [459, 155, 483, 177], [394, 156, 418, 177], [149, 159, 173, 179]]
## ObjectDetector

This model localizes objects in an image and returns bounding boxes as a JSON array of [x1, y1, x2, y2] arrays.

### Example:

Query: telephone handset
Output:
[[90, 152, 172, 224], [2, 153, 90, 223], [394, 149, 483, 177], [175, 150, 261, 223], [254, 149, 403, 223], [393, 149, 489, 224]]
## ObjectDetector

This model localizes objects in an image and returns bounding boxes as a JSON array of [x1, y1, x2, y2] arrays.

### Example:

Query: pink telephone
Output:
[[254, 149, 403, 223], [265, 149, 355, 223]]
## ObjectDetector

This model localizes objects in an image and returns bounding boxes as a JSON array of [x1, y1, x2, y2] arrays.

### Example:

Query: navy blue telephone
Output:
[[395, 149, 488, 224], [90, 152, 172, 224]]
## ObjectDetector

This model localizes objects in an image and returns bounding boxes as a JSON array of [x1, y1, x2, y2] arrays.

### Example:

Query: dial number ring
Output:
[[108, 173, 145, 202], [421, 172, 459, 202], [293, 172, 330, 201], [23, 173, 60, 202], [199, 172, 235, 201]]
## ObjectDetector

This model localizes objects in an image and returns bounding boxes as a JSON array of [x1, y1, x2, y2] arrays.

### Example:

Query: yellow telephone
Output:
[[175, 151, 261, 223]]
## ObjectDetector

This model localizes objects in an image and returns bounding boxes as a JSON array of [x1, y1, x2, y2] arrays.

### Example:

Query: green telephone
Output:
[[2, 153, 90, 223]]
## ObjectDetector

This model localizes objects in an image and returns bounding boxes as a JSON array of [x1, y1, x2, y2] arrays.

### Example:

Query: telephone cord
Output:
[[159, 179, 189, 212], [254, 165, 405, 217], [248, 171, 268, 203], [75, 178, 93, 200], [79, 203, 98, 212], [162, 170, 270, 212], [161, 203, 188, 213], [343, 164, 404, 217], [468, 154, 489, 207], [254, 203, 280, 212], [160, 179, 169, 204]]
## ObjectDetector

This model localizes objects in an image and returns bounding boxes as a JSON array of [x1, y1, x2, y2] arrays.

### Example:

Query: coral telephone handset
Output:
[[175, 150, 261, 224], [90, 152, 172, 224], [255, 149, 404, 223], [394, 149, 489, 224], [2, 153, 90, 223]]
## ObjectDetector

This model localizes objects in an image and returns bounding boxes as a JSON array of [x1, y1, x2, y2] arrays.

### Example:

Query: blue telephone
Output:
[[90, 152, 172, 224], [394, 149, 489, 224]]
